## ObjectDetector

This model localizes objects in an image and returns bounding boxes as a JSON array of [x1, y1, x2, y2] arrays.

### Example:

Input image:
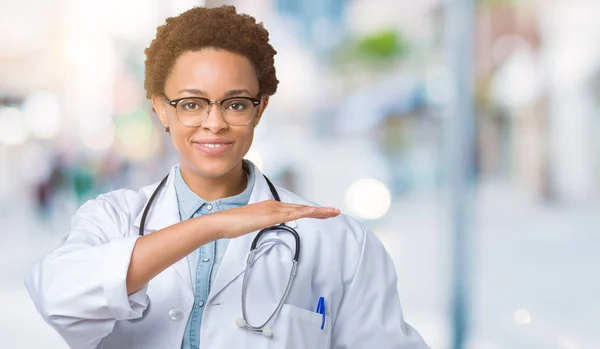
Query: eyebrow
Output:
[[177, 89, 253, 98]]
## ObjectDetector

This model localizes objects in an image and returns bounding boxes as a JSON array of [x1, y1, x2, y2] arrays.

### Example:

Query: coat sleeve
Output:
[[331, 224, 429, 349], [24, 193, 149, 349]]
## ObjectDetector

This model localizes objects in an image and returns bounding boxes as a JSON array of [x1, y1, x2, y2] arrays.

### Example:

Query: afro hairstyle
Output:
[[144, 6, 279, 99]]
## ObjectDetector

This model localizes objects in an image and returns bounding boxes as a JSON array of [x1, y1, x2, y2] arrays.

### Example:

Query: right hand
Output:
[[206, 200, 341, 239]]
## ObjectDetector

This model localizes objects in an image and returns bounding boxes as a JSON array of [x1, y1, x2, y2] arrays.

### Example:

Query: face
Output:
[[152, 48, 268, 179]]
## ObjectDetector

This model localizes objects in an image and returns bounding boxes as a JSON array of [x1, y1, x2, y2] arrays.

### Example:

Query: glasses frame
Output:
[[164, 95, 261, 127]]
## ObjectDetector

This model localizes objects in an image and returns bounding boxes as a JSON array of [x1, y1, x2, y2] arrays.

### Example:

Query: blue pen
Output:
[[316, 297, 325, 330]]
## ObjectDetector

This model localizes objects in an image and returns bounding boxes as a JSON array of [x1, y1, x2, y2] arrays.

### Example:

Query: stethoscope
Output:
[[138, 173, 300, 338]]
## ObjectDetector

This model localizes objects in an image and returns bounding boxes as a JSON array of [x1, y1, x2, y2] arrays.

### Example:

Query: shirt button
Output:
[[197, 300, 205, 307], [202, 257, 210, 262], [206, 204, 213, 211], [168, 308, 184, 321]]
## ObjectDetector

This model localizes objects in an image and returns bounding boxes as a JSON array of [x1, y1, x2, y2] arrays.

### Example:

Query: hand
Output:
[[205, 200, 341, 239]]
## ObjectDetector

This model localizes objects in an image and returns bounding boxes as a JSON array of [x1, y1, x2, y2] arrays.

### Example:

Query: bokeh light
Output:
[[114, 109, 156, 160], [79, 120, 116, 152], [514, 309, 532, 325], [0, 107, 28, 146], [344, 178, 392, 220], [22, 92, 62, 139]]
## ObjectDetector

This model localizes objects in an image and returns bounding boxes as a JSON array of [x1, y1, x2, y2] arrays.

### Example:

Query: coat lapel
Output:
[[133, 165, 192, 291]]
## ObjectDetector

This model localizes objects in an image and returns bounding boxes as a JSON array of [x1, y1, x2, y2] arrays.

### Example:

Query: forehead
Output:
[[165, 48, 259, 96]]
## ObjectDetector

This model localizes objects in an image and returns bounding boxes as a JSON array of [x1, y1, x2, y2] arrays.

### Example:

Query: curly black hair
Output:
[[144, 6, 278, 99]]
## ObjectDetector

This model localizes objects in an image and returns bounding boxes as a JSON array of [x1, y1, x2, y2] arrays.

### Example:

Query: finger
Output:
[[275, 205, 339, 221], [311, 207, 341, 219], [273, 206, 314, 222], [276, 205, 317, 213], [266, 203, 309, 216], [279, 203, 315, 211], [272, 201, 334, 213], [296, 206, 340, 219]]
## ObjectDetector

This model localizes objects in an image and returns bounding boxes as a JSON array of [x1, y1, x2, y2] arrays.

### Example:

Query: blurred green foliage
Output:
[[329, 28, 410, 72], [354, 29, 409, 61]]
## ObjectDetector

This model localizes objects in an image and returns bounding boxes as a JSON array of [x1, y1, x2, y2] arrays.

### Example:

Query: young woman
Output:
[[26, 6, 428, 349]]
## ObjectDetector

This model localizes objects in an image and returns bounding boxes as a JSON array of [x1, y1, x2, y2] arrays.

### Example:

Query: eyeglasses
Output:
[[165, 95, 261, 127]]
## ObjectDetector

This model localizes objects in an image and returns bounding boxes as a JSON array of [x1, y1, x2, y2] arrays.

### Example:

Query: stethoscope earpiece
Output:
[[235, 318, 246, 328], [235, 317, 273, 338], [261, 327, 273, 338]]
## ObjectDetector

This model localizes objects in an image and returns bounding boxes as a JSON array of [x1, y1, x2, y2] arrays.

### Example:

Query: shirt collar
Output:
[[174, 160, 256, 220]]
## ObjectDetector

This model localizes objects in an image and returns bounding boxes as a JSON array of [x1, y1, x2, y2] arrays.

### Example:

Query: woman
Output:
[[26, 6, 428, 349]]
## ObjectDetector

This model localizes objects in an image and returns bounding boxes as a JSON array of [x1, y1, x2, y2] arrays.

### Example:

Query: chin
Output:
[[184, 156, 241, 178]]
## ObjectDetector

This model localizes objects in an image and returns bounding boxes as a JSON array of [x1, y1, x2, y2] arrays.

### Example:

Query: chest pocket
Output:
[[271, 304, 331, 349]]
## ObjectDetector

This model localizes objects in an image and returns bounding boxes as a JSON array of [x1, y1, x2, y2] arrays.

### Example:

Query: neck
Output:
[[180, 162, 248, 202]]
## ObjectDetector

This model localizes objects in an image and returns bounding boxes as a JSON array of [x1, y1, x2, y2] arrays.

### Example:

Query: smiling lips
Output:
[[192, 139, 234, 155]]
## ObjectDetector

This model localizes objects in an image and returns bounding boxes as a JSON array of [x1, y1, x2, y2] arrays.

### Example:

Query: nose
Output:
[[201, 103, 228, 133]]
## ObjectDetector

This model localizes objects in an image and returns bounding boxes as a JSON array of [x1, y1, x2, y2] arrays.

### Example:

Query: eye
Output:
[[182, 102, 201, 110], [177, 98, 208, 112], [224, 99, 251, 111]]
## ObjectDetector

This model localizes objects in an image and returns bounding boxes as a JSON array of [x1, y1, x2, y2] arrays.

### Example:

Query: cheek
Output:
[[168, 124, 193, 152], [231, 128, 255, 159], [237, 127, 255, 151]]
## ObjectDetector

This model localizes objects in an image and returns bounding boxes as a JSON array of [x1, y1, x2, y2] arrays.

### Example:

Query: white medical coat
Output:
[[25, 164, 429, 349]]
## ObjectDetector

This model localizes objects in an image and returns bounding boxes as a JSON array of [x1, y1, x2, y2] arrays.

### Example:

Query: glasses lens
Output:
[[222, 98, 255, 125], [176, 98, 209, 126]]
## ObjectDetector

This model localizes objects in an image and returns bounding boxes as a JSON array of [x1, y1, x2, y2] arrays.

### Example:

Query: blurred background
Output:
[[1, 0, 599, 348]]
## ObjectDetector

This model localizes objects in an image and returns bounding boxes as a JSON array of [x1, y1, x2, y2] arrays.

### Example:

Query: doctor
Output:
[[25, 5, 429, 349]]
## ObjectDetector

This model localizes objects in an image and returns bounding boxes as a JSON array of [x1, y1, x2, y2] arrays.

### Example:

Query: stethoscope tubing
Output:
[[137, 171, 301, 337]]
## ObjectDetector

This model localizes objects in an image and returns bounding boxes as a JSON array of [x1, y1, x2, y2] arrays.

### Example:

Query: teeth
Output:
[[204, 143, 225, 148]]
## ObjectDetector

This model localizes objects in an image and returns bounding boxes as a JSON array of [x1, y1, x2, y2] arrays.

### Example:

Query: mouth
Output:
[[192, 140, 234, 155], [201, 143, 229, 149]]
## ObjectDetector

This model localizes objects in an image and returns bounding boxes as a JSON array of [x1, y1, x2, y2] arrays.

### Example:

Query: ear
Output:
[[254, 96, 269, 127], [151, 94, 170, 130]]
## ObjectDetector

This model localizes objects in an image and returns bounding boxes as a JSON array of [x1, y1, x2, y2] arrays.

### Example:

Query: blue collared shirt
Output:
[[175, 162, 255, 349]]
